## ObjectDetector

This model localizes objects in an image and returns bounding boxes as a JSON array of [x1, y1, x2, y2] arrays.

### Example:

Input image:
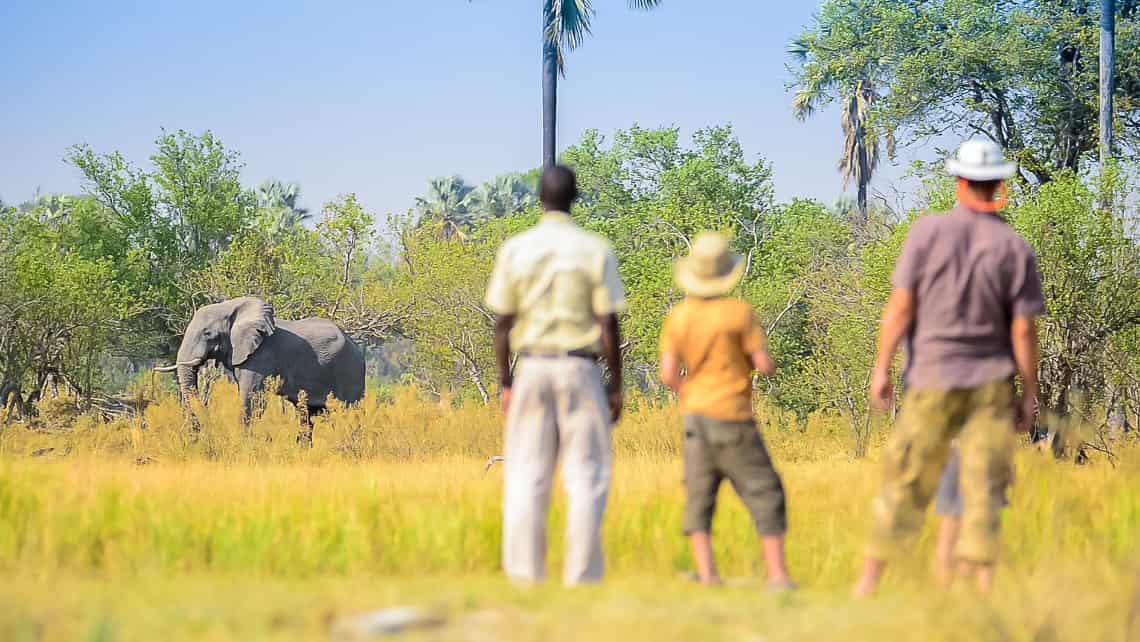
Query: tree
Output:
[[790, 1, 1140, 182], [466, 174, 537, 220], [0, 199, 139, 413], [254, 179, 311, 237], [414, 175, 476, 241], [541, 0, 662, 167], [790, 2, 884, 219], [1007, 172, 1140, 423], [1102, 0, 1117, 169], [383, 215, 533, 403], [69, 130, 255, 342]]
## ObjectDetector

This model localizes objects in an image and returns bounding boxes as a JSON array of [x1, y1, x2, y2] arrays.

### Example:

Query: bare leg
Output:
[[935, 517, 961, 588], [974, 563, 995, 593], [956, 560, 995, 594], [688, 532, 722, 586], [762, 535, 793, 587], [853, 556, 887, 598]]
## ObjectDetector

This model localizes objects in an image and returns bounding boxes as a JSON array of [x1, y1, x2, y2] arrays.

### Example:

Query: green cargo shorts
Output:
[[682, 415, 787, 536], [866, 381, 1016, 563]]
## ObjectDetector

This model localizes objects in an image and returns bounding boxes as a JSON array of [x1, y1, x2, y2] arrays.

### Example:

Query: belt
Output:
[[521, 350, 598, 360]]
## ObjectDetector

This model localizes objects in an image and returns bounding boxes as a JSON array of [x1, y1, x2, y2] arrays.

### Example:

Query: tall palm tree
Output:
[[415, 175, 477, 241], [542, 0, 663, 168], [837, 80, 879, 218], [1100, 0, 1116, 169], [790, 35, 880, 220]]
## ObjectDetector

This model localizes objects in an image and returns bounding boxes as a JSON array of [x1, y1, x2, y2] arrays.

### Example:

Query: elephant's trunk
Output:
[[177, 364, 199, 404]]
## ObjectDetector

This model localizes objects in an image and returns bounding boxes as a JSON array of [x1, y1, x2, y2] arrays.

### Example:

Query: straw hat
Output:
[[945, 139, 1017, 181], [674, 232, 745, 298]]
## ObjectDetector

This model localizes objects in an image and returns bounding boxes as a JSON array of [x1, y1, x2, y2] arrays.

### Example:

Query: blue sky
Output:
[[1, 1, 929, 219]]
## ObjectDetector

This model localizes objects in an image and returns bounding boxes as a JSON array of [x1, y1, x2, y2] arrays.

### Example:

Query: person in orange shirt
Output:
[[658, 232, 794, 591]]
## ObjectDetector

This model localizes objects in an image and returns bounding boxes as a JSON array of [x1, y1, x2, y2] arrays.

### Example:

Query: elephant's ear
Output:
[[230, 300, 276, 366]]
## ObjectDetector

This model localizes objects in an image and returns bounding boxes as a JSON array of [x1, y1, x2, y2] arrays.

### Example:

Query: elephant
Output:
[[155, 297, 365, 426]]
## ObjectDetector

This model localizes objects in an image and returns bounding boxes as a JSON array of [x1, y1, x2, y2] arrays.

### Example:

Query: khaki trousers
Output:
[[502, 356, 612, 585], [866, 381, 1016, 563]]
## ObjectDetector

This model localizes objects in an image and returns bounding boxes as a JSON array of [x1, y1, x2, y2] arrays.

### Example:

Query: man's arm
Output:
[[494, 314, 516, 410], [750, 328, 777, 377], [599, 313, 623, 422], [870, 287, 916, 409], [1011, 317, 1039, 433], [659, 351, 682, 392]]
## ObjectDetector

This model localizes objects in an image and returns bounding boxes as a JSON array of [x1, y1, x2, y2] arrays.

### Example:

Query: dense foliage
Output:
[[790, 0, 1140, 195], [3, 122, 1135, 455]]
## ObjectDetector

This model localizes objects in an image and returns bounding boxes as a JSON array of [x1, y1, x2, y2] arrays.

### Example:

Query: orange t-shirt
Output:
[[659, 297, 766, 422]]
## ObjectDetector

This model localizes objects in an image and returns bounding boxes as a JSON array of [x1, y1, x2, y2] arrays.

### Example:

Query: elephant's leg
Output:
[[236, 369, 266, 428]]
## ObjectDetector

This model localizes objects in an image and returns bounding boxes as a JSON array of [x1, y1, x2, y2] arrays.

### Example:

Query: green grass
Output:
[[1, 386, 1138, 640]]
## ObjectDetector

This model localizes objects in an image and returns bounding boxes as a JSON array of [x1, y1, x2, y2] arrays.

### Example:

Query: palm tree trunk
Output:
[[542, 31, 558, 168], [856, 125, 870, 220], [857, 179, 868, 219], [1100, 0, 1116, 169]]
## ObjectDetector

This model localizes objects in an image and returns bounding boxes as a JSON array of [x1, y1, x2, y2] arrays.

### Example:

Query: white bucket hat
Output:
[[945, 139, 1017, 181], [674, 232, 745, 298]]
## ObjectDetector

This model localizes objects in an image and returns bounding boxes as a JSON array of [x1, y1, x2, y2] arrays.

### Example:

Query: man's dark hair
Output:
[[539, 165, 578, 211], [964, 178, 1003, 198]]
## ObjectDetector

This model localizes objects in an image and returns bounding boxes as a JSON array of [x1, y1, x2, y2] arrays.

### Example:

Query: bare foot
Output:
[[767, 580, 798, 593], [853, 556, 886, 598], [852, 575, 878, 598]]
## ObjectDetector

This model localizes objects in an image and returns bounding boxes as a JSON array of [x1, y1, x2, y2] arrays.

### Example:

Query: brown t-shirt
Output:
[[892, 206, 1046, 390], [659, 298, 766, 422]]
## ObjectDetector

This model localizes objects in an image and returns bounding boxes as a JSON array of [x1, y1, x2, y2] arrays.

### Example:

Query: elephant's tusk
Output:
[[153, 359, 203, 373]]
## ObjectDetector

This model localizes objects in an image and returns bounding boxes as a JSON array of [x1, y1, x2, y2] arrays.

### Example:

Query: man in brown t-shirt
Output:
[[659, 232, 794, 591], [853, 140, 1045, 597]]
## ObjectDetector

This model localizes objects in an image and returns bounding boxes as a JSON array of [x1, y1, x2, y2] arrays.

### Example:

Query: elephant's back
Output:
[[277, 318, 364, 403]]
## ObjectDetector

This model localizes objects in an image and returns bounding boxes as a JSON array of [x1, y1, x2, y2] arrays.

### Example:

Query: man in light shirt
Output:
[[485, 164, 626, 586]]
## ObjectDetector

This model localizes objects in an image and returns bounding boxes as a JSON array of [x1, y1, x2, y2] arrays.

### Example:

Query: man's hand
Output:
[[500, 387, 512, 416], [869, 288, 914, 412], [1016, 394, 1036, 434], [870, 367, 894, 411], [599, 313, 623, 423], [1010, 317, 1040, 436], [607, 386, 623, 423], [493, 314, 516, 419]]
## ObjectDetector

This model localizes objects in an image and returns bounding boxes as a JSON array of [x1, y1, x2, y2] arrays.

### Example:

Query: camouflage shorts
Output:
[[866, 381, 1016, 563]]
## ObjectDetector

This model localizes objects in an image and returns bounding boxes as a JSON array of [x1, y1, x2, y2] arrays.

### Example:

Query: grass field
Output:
[[2, 384, 1139, 641]]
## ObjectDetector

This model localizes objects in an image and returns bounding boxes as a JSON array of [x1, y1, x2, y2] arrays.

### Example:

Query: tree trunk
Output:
[[542, 26, 558, 168], [1100, 0, 1116, 170], [1107, 383, 1132, 436], [857, 177, 868, 220]]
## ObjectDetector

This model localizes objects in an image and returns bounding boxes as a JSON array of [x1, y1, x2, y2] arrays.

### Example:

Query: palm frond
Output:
[[787, 36, 813, 61], [790, 67, 837, 121], [627, 0, 663, 8], [545, 0, 594, 53]]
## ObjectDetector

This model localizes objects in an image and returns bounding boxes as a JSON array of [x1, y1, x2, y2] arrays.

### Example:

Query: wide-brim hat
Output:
[[674, 232, 746, 298], [945, 139, 1017, 181]]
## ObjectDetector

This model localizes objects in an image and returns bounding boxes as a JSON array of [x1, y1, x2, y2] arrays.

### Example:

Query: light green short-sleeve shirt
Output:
[[485, 211, 626, 354]]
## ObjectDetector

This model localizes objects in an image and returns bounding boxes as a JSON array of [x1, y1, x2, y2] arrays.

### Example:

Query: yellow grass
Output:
[[1, 384, 1138, 641]]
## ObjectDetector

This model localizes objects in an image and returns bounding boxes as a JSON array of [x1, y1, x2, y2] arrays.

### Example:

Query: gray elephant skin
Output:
[[158, 297, 364, 421]]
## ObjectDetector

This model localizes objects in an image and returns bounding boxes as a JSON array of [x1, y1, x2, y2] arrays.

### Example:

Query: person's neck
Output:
[[958, 201, 1002, 216]]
